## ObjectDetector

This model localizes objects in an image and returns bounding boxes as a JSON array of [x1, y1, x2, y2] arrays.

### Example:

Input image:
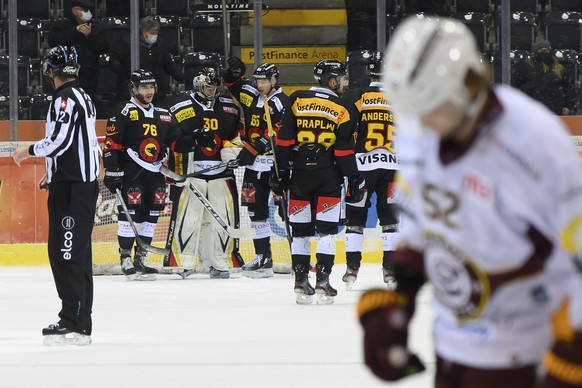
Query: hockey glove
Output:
[[193, 128, 217, 149], [222, 57, 246, 83], [104, 168, 124, 194], [269, 167, 290, 196], [346, 175, 366, 204], [237, 137, 269, 166], [358, 289, 425, 382], [542, 331, 582, 387]]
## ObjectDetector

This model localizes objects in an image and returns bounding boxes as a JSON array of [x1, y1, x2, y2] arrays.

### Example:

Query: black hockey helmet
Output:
[[253, 63, 280, 81], [313, 59, 347, 86], [42, 45, 80, 77], [368, 51, 383, 78], [130, 69, 157, 89]]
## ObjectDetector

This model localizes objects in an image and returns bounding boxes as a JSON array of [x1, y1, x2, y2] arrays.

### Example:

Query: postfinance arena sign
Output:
[[240, 47, 346, 64]]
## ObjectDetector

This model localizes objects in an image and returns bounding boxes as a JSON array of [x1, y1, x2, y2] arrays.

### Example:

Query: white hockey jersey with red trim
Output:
[[397, 85, 582, 368]]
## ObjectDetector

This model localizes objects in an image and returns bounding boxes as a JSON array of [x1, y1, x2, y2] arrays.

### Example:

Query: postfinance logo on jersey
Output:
[[175, 107, 196, 123], [129, 110, 139, 121]]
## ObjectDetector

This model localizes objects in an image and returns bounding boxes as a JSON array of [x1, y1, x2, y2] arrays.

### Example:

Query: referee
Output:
[[12, 46, 100, 346]]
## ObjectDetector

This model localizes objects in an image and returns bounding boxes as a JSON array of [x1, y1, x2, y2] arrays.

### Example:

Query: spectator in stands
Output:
[[513, 40, 577, 115], [48, 0, 108, 97], [109, 16, 184, 106]]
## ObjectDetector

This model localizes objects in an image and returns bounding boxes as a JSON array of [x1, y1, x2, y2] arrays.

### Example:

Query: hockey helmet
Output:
[[382, 17, 486, 116], [42, 45, 80, 77], [313, 59, 347, 86], [367, 51, 383, 78], [193, 67, 221, 100], [130, 69, 157, 103], [253, 63, 280, 81]]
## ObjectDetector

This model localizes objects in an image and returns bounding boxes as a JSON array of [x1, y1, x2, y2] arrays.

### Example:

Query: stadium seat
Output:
[[507, 0, 540, 13], [454, 0, 493, 13], [554, 49, 580, 87], [511, 11, 537, 50], [93, 53, 117, 119], [0, 55, 32, 96], [28, 92, 52, 120], [182, 51, 223, 91], [103, 0, 145, 17], [17, 0, 51, 19], [545, 11, 582, 51], [155, 0, 189, 17], [3, 18, 42, 59], [490, 49, 530, 85], [0, 94, 23, 120], [190, 13, 224, 54], [548, 0, 582, 12], [156, 15, 182, 56], [346, 50, 374, 90], [99, 16, 130, 50], [450, 12, 492, 53]]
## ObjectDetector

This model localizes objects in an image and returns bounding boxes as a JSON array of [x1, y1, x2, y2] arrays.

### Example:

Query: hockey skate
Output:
[[315, 264, 337, 305], [383, 266, 397, 290], [133, 247, 158, 281], [242, 254, 274, 279], [293, 264, 315, 304], [120, 249, 137, 280], [209, 266, 230, 279], [341, 265, 359, 290], [42, 323, 91, 346]]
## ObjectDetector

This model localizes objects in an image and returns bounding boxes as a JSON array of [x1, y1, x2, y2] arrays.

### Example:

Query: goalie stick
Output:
[[262, 95, 292, 247], [161, 160, 239, 182], [115, 188, 170, 256], [159, 167, 255, 239]]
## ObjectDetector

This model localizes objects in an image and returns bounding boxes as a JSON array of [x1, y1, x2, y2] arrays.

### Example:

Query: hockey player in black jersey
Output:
[[272, 59, 365, 304], [223, 58, 291, 278], [12, 46, 100, 345], [103, 69, 194, 280], [342, 52, 400, 290], [167, 68, 244, 279]]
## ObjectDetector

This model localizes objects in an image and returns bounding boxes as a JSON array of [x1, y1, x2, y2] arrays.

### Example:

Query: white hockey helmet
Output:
[[382, 17, 486, 116]]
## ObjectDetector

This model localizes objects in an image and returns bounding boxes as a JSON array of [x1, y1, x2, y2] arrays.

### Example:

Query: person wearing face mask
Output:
[[513, 40, 577, 115], [48, 0, 108, 97], [109, 16, 184, 106]]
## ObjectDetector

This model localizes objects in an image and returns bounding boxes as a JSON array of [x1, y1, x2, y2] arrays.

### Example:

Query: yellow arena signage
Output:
[[240, 47, 346, 64]]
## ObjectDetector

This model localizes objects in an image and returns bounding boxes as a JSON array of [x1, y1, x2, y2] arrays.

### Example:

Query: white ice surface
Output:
[[0, 265, 435, 388]]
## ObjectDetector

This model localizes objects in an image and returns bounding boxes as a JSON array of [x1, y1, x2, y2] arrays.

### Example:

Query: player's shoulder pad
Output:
[[120, 101, 138, 117], [218, 96, 236, 105], [270, 96, 284, 113], [154, 106, 170, 113], [169, 98, 193, 113], [241, 84, 259, 96]]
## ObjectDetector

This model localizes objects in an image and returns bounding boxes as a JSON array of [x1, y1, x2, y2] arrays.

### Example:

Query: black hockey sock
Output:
[[253, 237, 271, 257], [383, 250, 395, 270], [346, 251, 362, 269], [316, 253, 334, 274], [118, 236, 135, 251]]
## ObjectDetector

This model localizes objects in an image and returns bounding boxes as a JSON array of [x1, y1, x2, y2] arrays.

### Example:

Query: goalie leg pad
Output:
[[170, 178, 204, 268]]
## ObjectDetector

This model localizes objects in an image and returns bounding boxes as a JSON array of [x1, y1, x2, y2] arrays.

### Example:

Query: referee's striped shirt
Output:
[[28, 80, 100, 183]]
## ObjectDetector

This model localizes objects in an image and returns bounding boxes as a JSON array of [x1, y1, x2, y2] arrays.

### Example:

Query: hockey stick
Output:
[[160, 160, 239, 182], [115, 188, 170, 256], [262, 95, 292, 247], [186, 181, 255, 239]]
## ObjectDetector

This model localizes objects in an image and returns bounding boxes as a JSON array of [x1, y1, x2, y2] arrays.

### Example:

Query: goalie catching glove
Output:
[[104, 168, 124, 194], [346, 175, 366, 204], [237, 137, 269, 166], [357, 288, 425, 381]]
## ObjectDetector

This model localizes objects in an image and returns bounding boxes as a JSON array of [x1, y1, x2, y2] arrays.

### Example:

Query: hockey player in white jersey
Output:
[[357, 17, 582, 387]]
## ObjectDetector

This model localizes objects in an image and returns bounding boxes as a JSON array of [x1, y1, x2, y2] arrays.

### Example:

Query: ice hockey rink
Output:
[[0, 265, 435, 388]]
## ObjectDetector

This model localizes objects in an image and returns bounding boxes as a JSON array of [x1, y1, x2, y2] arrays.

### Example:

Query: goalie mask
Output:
[[130, 69, 157, 105], [43, 45, 80, 79], [382, 17, 486, 116], [193, 67, 221, 101]]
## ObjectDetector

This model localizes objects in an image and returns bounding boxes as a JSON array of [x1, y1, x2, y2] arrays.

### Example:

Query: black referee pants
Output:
[[47, 180, 99, 335]]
